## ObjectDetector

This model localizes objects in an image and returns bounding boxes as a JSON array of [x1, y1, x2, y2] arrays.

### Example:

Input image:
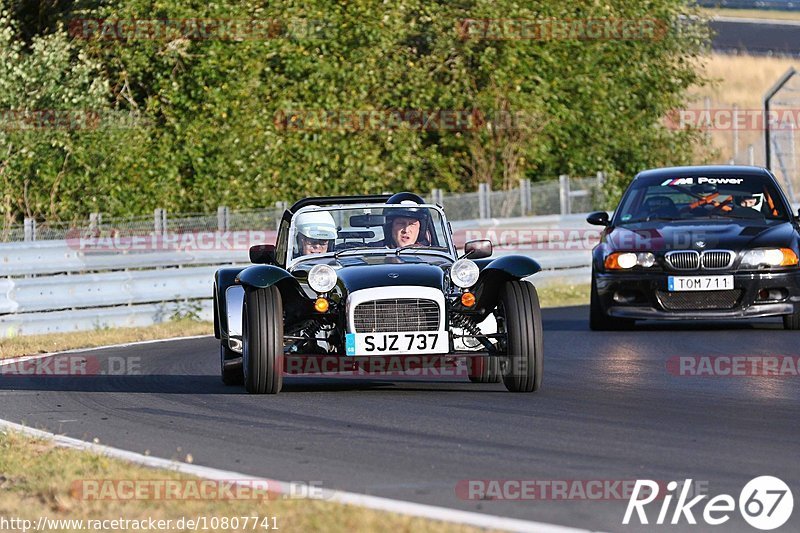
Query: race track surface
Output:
[[1, 306, 798, 532]]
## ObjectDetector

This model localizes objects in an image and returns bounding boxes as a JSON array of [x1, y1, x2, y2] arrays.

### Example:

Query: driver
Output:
[[382, 204, 431, 247], [295, 210, 338, 256]]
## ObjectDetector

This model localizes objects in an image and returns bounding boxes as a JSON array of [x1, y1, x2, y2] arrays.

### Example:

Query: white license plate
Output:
[[668, 275, 733, 291], [345, 332, 449, 356]]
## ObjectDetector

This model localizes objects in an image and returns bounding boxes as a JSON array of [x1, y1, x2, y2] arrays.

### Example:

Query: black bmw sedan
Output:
[[587, 165, 800, 330]]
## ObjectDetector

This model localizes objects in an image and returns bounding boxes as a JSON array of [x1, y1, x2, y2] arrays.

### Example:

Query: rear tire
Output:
[[242, 286, 283, 394], [783, 310, 800, 330], [467, 356, 502, 383], [589, 274, 634, 331], [498, 281, 543, 393], [220, 343, 243, 386]]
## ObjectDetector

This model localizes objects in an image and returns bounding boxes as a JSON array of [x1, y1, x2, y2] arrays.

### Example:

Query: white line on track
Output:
[[0, 334, 213, 367]]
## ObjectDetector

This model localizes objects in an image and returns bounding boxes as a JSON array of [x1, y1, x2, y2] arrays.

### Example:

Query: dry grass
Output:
[[536, 283, 590, 308], [0, 320, 211, 360], [0, 431, 483, 533], [686, 53, 799, 165]]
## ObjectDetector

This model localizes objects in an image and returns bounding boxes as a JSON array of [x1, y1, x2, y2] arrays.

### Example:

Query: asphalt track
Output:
[[1, 306, 798, 532], [712, 18, 800, 56]]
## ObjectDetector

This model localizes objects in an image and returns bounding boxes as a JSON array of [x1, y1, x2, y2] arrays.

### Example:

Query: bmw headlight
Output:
[[605, 252, 656, 270], [741, 248, 799, 268], [308, 264, 337, 293], [451, 259, 480, 288]]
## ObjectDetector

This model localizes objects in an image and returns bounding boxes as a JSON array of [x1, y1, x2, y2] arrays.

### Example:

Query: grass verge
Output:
[[0, 319, 211, 360], [536, 283, 590, 308], [0, 431, 482, 533]]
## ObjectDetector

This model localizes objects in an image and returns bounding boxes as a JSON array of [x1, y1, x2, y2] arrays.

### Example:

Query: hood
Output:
[[606, 220, 798, 252], [291, 254, 449, 293]]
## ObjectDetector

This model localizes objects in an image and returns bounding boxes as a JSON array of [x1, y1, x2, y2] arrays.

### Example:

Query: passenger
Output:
[[295, 211, 338, 256]]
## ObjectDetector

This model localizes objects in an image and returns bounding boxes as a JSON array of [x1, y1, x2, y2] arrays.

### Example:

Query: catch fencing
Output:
[[0, 176, 605, 338]]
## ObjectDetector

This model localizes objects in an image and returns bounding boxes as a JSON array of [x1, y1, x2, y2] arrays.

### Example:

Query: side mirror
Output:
[[464, 239, 492, 259], [250, 244, 276, 265], [586, 211, 610, 226]]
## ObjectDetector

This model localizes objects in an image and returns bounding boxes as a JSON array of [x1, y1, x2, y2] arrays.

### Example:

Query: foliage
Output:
[[0, 0, 709, 228]]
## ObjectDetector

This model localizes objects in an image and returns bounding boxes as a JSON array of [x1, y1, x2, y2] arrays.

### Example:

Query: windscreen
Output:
[[616, 174, 791, 225], [289, 205, 450, 262]]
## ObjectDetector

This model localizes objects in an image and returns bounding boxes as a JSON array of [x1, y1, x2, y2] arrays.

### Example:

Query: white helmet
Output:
[[295, 210, 337, 240]]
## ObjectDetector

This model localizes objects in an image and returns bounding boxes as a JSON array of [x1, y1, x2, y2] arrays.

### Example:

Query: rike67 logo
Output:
[[624, 476, 793, 530]]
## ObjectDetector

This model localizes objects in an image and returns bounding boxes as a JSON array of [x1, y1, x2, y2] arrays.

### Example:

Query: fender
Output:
[[235, 264, 308, 317], [472, 255, 541, 314], [214, 267, 245, 340]]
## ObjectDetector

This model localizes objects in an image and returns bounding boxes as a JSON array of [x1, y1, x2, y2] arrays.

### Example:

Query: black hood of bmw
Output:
[[606, 219, 799, 252]]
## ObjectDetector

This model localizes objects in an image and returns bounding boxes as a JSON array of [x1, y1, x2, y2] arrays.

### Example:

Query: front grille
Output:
[[701, 250, 735, 270], [665, 251, 700, 270], [353, 298, 440, 332], [657, 290, 742, 310]]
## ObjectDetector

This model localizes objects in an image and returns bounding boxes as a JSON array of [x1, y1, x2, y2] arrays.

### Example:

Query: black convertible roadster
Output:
[[213, 193, 543, 394]]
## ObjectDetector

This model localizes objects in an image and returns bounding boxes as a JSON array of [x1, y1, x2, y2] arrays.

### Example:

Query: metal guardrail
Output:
[[0, 213, 596, 338]]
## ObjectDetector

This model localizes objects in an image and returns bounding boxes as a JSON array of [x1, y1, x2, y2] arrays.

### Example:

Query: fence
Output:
[[0, 178, 605, 338], [2, 175, 606, 243]]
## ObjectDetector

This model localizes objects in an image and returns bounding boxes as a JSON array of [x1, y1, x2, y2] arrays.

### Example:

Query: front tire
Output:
[[242, 286, 283, 394], [784, 309, 800, 330], [498, 281, 543, 393]]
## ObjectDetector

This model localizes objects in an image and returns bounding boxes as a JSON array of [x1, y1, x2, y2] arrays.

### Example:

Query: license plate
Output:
[[345, 332, 449, 356], [668, 275, 733, 291]]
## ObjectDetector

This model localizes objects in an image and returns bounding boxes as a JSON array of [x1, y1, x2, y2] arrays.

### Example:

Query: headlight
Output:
[[740, 248, 799, 268], [451, 259, 480, 288], [605, 252, 656, 270], [308, 264, 337, 293]]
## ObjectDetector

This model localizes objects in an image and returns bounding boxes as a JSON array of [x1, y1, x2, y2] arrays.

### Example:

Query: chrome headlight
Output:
[[741, 248, 799, 268], [308, 264, 337, 293], [605, 251, 656, 270], [451, 259, 480, 288]]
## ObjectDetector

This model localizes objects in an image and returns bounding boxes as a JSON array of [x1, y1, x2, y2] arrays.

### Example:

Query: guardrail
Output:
[[0, 213, 596, 338]]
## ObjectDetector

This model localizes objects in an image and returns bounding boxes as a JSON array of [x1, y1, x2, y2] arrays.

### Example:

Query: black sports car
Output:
[[213, 192, 544, 394], [587, 165, 800, 330]]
